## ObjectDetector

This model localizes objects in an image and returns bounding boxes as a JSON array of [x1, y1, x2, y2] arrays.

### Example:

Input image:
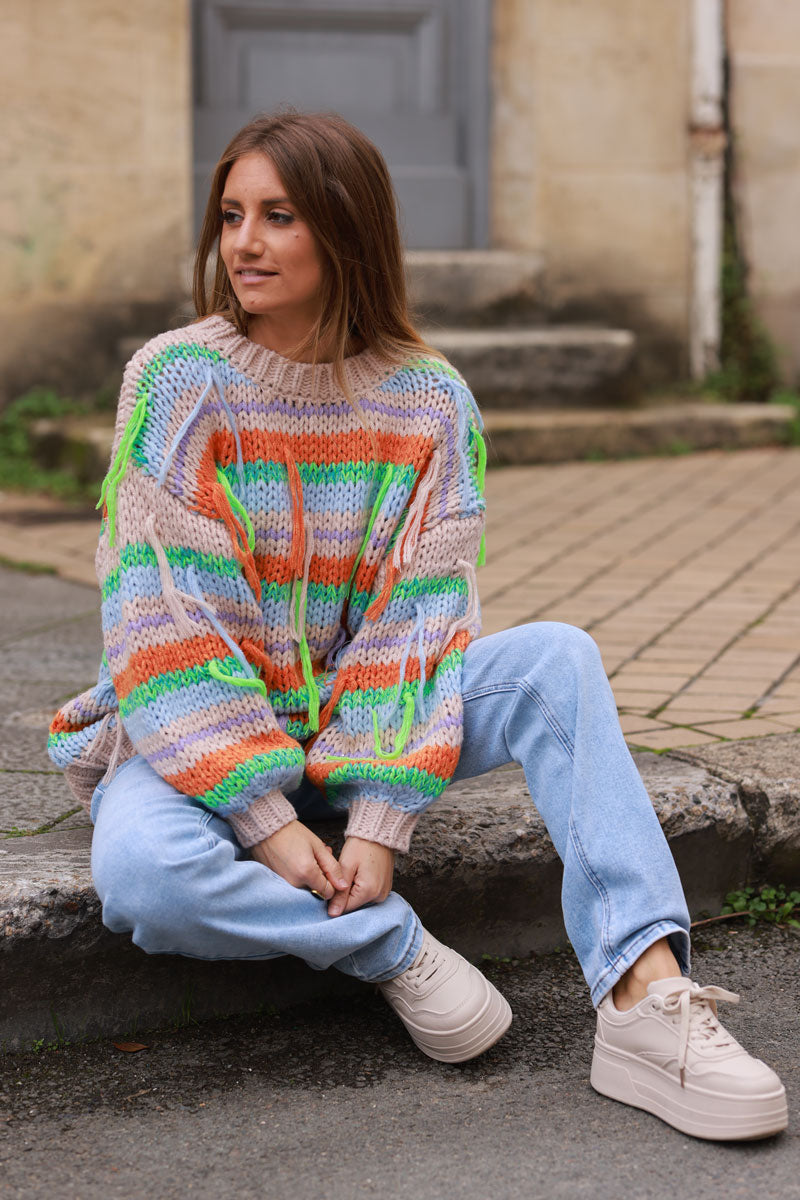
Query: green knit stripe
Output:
[[199, 745, 307, 809], [118, 655, 245, 716], [217, 459, 418, 489], [324, 760, 449, 800], [399, 356, 462, 382], [101, 542, 249, 600], [350, 573, 469, 609]]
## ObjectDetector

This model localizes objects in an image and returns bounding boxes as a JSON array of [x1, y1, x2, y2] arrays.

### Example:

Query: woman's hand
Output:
[[250, 820, 347, 899], [327, 837, 395, 917]]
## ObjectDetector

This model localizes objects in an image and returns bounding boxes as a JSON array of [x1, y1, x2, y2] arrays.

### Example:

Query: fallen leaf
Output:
[[112, 1041, 148, 1053]]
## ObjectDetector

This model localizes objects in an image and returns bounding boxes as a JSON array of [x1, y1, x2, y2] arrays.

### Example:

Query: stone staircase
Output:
[[406, 250, 637, 409]]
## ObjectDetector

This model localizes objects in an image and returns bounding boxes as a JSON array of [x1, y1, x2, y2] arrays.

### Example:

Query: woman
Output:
[[49, 112, 785, 1141]]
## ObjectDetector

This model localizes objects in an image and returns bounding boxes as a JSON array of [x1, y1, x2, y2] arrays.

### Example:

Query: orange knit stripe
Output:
[[216, 428, 432, 469], [114, 633, 231, 698], [50, 714, 92, 735], [164, 730, 297, 795], [309, 742, 459, 784]]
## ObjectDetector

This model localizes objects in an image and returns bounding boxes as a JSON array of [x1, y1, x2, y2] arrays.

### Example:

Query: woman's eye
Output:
[[268, 210, 294, 226], [221, 210, 241, 225]]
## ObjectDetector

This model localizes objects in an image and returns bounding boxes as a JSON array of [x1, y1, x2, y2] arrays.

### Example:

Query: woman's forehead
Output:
[[224, 152, 287, 199]]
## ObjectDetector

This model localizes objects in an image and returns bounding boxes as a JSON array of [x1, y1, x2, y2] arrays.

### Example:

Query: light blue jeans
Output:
[[90, 623, 691, 1004]]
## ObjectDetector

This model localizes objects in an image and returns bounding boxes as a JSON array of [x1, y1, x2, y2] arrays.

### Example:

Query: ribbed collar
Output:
[[195, 314, 394, 400]]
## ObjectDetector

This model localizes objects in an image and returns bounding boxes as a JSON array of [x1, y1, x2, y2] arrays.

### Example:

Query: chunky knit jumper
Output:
[[48, 315, 486, 852]]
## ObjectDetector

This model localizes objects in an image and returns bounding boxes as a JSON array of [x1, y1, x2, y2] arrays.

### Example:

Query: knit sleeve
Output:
[[97, 340, 305, 846], [304, 374, 486, 852]]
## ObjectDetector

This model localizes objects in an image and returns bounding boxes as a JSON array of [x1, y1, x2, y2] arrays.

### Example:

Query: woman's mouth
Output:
[[237, 269, 278, 282]]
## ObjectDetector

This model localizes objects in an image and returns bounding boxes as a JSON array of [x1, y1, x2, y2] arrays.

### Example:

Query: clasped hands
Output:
[[250, 820, 394, 917]]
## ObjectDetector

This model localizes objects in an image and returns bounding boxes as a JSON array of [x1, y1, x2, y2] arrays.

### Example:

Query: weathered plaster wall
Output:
[[492, 0, 694, 379], [0, 0, 191, 402], [727, 0, 800, 384]]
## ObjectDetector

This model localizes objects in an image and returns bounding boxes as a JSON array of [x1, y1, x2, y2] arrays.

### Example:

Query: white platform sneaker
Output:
[[379, 931, 513, 1063], [591, 977, 788, 1140]]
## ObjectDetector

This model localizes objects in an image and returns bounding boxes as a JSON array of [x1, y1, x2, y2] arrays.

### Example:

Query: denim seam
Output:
[[566, 815, 615, 969], [466, 679, 616, 970], [199, 809, 218, 852], [464, 680, 575, 759], [591, 920, 692, 1007]]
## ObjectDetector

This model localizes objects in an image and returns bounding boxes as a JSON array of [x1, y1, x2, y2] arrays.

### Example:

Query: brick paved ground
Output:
[[1, 445, 799, 751]]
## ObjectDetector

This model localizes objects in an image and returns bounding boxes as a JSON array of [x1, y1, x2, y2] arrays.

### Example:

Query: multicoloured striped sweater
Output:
[[48, 315, 486, 852]]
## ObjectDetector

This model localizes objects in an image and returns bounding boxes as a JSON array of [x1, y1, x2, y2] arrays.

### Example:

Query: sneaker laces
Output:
[[657, 983, 740, 1086], [402, 942, 446, 990]]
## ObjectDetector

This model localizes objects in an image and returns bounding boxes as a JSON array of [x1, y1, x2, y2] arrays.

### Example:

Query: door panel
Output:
[[192, 0, 490, 248]]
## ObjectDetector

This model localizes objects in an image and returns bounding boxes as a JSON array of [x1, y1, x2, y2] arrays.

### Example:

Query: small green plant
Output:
[[722, 884, 800, 929], [0, 387, 101, 503]]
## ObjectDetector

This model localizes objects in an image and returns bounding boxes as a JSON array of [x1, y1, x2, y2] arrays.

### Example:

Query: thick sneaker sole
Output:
[[405, 983, 513, 1064], [591, 1039, 788, 1141]]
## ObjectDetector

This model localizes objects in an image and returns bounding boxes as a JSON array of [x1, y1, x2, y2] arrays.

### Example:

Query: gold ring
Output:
[[310, 889, 325, 899]]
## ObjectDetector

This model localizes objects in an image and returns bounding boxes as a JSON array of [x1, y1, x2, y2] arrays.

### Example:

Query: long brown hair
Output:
[[193, 111, 436, 382]]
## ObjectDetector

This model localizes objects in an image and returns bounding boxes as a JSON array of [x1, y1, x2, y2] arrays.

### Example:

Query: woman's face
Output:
[[219, 152, 325, 351]]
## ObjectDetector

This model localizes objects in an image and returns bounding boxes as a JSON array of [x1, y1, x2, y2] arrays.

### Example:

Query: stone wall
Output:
[[0, 0, 191, 403], [491, 0, 693, 380], [3, 0, 797, 402], [727, 1, 800, 384]]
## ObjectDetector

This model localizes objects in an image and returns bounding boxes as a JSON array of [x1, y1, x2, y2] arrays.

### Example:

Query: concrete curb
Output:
[[6, 738, 797, 1053]]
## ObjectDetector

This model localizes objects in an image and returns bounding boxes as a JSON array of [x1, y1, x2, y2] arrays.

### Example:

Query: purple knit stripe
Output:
[[123, 611, 183, 636], [309, 526, 363, 545]]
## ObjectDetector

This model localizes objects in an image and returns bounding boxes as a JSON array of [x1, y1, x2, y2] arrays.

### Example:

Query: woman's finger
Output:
[[327, 860, 357, 918], [315, 842, 348, 892], [341, 872, 379, 915]]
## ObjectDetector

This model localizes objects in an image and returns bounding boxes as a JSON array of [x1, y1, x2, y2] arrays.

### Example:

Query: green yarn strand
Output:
[[347, 461, 395, 592], [372, 693, 416, 761], [97, 390, 148, 545], [208, 661, 267, 696], [216, 468, 255, 551]]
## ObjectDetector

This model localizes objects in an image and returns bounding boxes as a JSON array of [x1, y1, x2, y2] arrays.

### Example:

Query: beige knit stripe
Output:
[[135, 694, 279, 759]]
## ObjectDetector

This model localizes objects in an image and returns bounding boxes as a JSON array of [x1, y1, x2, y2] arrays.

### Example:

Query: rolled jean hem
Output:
[[590, 921, 691, 1007], [356, 917, 424, 984]]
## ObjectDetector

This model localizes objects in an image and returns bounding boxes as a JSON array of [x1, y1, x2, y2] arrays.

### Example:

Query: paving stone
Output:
[[629, 728, 723, 750], [0, 772, 83, 835], [695, 718, 790, 739]]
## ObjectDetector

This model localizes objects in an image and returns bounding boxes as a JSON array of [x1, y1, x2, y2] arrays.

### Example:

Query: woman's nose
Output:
[[235, 217, 265, 255]]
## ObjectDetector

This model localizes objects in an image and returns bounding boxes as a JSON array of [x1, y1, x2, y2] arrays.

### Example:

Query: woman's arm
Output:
[[304, 370, 486, 858], [97, 336, 305, 848]]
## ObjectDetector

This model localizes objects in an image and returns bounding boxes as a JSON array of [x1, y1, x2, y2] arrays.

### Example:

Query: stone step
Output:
[[482, 401, 797, 465], [425, 326, 637, 408], [405, 249, 546, 326], [3, 743, 788, 1052]]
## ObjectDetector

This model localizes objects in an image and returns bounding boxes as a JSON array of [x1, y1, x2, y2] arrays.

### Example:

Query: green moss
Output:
[[0, 387, 102, 503]]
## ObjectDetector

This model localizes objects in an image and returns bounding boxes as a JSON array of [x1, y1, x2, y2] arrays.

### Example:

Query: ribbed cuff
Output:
[[345, 798, 420, 853], [226, 790, 297, 848]]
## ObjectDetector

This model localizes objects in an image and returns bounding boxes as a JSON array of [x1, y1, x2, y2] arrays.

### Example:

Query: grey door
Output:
[[192, 0, 490, 248]]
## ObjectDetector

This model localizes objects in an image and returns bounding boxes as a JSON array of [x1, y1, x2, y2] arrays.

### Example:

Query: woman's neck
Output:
[[246, 314, 363, 363]]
